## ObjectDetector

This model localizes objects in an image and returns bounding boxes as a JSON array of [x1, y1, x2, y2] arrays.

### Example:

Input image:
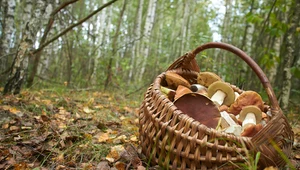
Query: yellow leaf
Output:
[[130, 135, 138, 142], [86, 98, 94, 106], [9, 107, 21, 114], [96, 132, 110, 143], [83, 106, 95, 114], [2, 123, 9, 129], [106, 145, 125, 162], [94, 104, 104, 109], [84, 133, 93, 140]]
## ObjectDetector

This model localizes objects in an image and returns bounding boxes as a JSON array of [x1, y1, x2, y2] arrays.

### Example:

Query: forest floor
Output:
[[0, 88, 299, 170]]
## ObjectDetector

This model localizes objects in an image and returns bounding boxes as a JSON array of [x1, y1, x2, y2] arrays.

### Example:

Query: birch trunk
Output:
[[280, 1, 300, 111], [139, 0, 157, 82], [104, 0, 127, 89], [0, 0, 16, 74], [128, 0, 144, 83], [91, 0, 107, 84], [27, 0, 53, 87], [179, 0, 189, 55]]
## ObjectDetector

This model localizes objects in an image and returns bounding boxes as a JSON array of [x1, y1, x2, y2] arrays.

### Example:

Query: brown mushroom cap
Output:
[[174, 85, 193, 101], [228, 91, 264, 115], [207, 81, 235, 106], [239, 105, 262, 123], [197, 72, 222, 87], [165, 72, 191, 89], [174, 93, 220, 128]]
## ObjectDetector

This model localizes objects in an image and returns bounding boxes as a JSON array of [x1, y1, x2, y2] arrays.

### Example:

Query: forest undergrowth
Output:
[[0, 87, 299, 169]]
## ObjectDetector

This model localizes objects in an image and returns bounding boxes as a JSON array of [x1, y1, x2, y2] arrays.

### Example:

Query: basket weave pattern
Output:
[[139, 42, 294, 169]]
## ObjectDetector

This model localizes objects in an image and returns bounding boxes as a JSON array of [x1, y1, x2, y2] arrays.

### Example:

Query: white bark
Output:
[[128, 0, 144, 83], [91, 0, 107, 84], [180, 1, 189, 55], [139, 0, 157, 81], [281, 1, 300, 110], [0, 0, 16, 71]]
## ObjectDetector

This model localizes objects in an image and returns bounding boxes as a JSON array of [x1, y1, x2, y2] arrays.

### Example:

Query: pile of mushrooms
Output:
[[161, 71, 271, 137]]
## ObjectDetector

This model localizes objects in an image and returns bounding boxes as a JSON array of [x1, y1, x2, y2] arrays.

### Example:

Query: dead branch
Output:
[[33, 0, 119, 54]]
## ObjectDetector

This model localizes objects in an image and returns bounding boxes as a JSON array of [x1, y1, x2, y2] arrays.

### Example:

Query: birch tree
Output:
[[139, 0, 157, 82], [0, 0, 16, 76], [3, 0, 33, 94], [128, 0, 144, 83], [280, 0, 300, 111]]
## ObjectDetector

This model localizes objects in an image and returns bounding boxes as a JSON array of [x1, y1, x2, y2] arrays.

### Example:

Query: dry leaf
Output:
[[96, 161, 110, 170], [9, 126, 20, 131], [264, 166, 278, 170], [106, 145, 125, 162], [115, 161, 126, 170], [129, 135, 138, 142], [2, 123, 9, 129], [83, 106, 95, 114], [96, 132, 110, 143]]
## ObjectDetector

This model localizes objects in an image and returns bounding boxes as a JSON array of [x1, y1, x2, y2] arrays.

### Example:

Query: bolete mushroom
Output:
[[190, 84, 208, 96], [174, 93, 220, 128], [165, 71, 190, 89], [228, 91, 264, 115], [160, 86, 176, 101], [207, 81, 235, 106], [197, 72, 222, 87], [174, 85, 193, 101], [239, 105, 263, 137]]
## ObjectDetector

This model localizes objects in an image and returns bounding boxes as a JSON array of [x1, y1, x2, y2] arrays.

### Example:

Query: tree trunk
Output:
[[26, 0, 54, 88], [139, 0, 157, 82], [104, 0, 127, 90], [0, 0, 16, 78], [179, 0, 189, 55], [3, 24, 32, 95], [91, 0, 107, 84], [128, 0, 144, 83], [3, 0, 33, 95], [280, 0, 300, 111]]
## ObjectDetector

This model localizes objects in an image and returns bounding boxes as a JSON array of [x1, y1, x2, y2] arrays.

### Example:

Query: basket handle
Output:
[[190, 42, 280, 111]]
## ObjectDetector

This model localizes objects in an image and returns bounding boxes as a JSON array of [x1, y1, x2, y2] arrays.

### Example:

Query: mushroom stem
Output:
[[242, 112, 256, 127], [211, 90, 226, 106], [220, 111, 238, 126]]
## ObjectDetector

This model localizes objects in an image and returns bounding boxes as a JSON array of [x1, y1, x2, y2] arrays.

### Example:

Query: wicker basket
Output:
[[138, 42, 294, 169]]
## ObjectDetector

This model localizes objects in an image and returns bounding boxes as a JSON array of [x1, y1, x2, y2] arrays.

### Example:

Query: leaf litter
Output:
[[0, 89, 144, 169]]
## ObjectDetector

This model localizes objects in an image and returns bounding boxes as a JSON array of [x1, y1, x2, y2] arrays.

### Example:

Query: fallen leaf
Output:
[[9, 126, 20, 131], [130, 135, 138, 142], [264, 166, 278, 170], [115, 161, 126, 170], [106, 145, 125, 162], [2, 123, 9, 129], [95, 132, 110, 143], [295, 153, 300, 160], [96, 161, 110, 170], [83, 106, 95, 114]]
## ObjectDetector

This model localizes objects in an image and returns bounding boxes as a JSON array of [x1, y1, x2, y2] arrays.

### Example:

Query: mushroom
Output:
[[190, 84, 208, 96], [165, 71, 190, 89], [197, 72, 222, 87], [239, 105, 263, 137], [207, 81, 235, 106], [174, 85, 193, 101], [228, 91, 264, 115], [234, 92, 240, 101], [160, 86, 176, 101], [174, 93, 220, 128]]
